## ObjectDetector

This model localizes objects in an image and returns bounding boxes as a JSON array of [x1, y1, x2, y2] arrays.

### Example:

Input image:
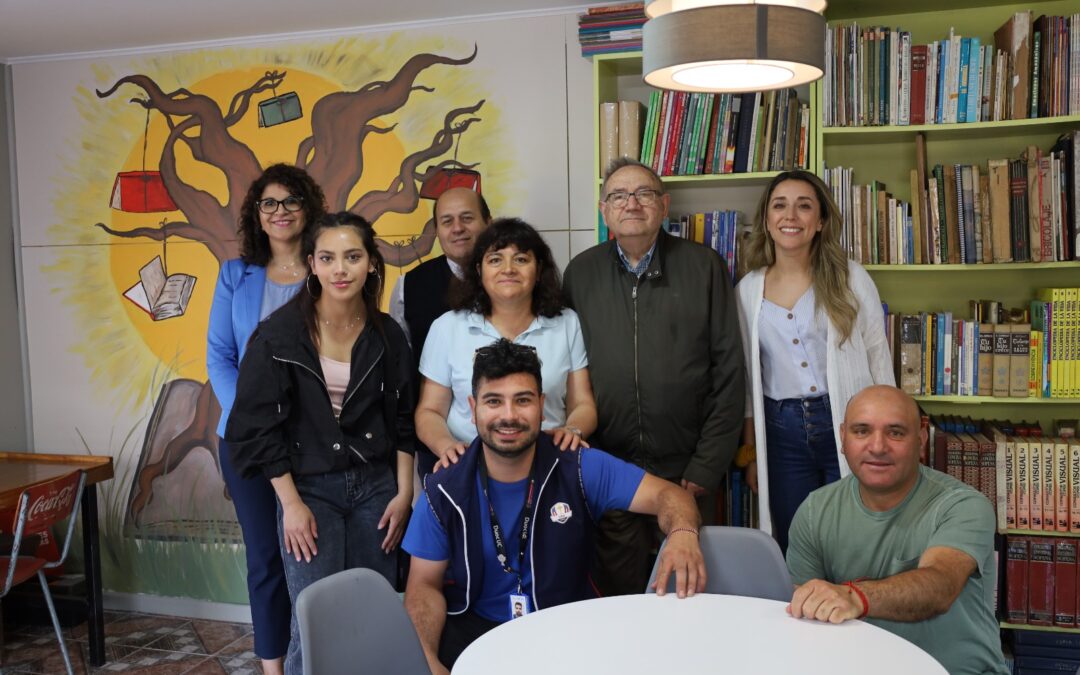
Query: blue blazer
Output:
[[207, 259, 268, 438]]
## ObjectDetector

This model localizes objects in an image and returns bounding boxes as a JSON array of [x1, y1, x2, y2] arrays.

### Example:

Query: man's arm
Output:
[[404, 557, 451, 675], [788, 546, 977, 624], [683, 254, 746, 492], [628, 473, 706, 598]]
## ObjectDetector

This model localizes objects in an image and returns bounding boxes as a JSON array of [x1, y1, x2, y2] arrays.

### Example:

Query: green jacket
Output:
[[563, 231, 745, 491]]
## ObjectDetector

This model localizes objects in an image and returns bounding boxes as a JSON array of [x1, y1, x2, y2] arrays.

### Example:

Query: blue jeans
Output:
[[764, 395, 840, 554], [218, 438, 290, 659], [279, 463, 398, 675]]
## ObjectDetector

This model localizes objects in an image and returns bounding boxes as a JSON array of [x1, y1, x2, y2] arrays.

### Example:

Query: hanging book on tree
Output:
[[420, 167, 482, 200], [109, 171, 177, 213], [258, 91, 303, 127], [123, 255, 196, 321]]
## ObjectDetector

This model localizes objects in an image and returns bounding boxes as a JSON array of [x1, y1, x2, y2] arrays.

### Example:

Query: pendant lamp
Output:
[[643, 0, 827, 93]]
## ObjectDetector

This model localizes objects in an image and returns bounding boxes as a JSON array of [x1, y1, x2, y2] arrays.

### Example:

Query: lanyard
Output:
[[478, 452, 538, 594]]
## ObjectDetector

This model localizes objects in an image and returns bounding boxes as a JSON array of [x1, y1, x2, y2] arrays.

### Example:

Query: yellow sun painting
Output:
[[47, 35, 507, 408]]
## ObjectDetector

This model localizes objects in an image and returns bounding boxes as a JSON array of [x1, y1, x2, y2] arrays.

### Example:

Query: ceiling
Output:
[[0, 0, 589, 62]]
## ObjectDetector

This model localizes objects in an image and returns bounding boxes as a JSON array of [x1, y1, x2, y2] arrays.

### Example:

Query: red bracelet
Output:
[[844, 581, 869, 619]]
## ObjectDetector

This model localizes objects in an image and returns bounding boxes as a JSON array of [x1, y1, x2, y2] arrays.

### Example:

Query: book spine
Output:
[[1055, 539, 1077, 627], [1017, 438, 1030, 528], [1031, 436, 1044, 529], [1028, 537, 1055, 625], [1005, 437, 1017, 529], [1057, 440, 1070, 532], [1006, 536, 1029, 624], [1043, 440, 1056, 532]]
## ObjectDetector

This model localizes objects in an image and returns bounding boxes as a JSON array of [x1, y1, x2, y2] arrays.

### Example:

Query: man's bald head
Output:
[[840, 385, 926, 511], [844, 385, 921, 429]]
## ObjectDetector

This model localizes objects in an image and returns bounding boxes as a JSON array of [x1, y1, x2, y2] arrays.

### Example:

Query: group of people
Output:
[[207, 158, 1006, 675]]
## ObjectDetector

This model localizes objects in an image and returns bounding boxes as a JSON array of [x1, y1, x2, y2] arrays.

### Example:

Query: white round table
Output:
[[453, 593, 947, 674]]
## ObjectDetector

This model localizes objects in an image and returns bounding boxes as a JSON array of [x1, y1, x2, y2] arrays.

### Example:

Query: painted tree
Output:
[[100, 49, 484, 520]]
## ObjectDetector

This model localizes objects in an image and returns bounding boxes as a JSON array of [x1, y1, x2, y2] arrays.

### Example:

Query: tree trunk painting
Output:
[[100, 49, 485, 538]]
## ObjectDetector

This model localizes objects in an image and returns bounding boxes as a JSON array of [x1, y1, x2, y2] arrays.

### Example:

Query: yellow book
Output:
[[1069, 288, 1079, 397], [1036, 288, 1063, 397], [692, 213, 705, 245], [1028, 330, 1041, 398]]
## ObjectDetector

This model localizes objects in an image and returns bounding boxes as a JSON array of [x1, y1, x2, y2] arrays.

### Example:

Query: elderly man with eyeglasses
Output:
[[563, 158, 745, 597]]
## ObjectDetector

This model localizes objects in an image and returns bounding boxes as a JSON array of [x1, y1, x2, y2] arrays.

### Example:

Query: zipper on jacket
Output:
[[341, 342, 384, 411], [631, 275, 645, 458]]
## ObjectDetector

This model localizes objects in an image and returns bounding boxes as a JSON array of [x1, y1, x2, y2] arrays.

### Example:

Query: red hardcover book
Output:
[[960, 433, 980, 490], [1028, 537, 1055, 625], [933, 427, 949, 473], [1054, 539, 1077, 627], [910, 44, 929, 125], [975, 433, 997, 508], [945, 433, 963, 481], [663, 93, 688, 176], [1006, 536, 1029, 623]]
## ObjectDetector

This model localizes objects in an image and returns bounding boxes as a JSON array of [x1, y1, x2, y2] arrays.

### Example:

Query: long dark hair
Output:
[[449, 217, 565, 318], [238, 163, 327, 266], [297, 212, 385, 343]]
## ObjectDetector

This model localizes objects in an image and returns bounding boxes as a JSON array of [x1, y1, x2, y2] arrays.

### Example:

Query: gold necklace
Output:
[[275, 260, 303, 278], [320, 314, 363, 331]]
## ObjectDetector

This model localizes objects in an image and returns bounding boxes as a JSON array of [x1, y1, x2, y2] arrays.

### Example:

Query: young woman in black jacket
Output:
[[226, 212, 415, 675]]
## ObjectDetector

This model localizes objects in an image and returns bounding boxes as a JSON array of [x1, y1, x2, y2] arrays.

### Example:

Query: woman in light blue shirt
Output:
[[415, 218, 597, 469], [206, 163, 326, 674]]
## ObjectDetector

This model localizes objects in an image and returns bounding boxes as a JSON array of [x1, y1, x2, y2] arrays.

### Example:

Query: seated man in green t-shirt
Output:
[[786, 385, 1007, 675]]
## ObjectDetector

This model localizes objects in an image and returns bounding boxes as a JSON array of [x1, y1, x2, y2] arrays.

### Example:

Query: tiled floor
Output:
[[1, 611, 262, 674]]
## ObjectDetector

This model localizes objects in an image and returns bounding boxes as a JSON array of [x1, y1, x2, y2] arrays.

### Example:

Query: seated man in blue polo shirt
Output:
[[403, 339, 706, 674]]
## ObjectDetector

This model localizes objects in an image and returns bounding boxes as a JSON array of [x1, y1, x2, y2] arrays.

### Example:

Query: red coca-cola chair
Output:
[[1, 470, 86, 675]]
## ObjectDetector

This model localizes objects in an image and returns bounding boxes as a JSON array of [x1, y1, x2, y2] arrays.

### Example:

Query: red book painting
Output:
[[110, 171, 177, 213]]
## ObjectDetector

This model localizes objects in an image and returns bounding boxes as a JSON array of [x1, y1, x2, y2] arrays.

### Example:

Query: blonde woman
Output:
[[736, 170, 894, 552]]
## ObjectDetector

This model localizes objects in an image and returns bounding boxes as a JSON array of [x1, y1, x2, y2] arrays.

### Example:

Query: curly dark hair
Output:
[[471, 338, 543, 397], [238, 163, 328, 266], [296, 212, 386, 342], [449, 217, 565, 318]]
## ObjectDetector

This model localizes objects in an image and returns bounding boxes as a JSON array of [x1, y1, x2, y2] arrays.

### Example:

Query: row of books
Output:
[[823, 131, 1080, 265], [578, 2, 645, 56], [890, 293, 1080, 400], [715, 467, 757, 529], [663, 210, 742, 284], [634, 89, 811, 177], [924, 415, 1080, 524], [1006, 630, 1080, 674], [599, 101, 645, 177], [1005, 537, 1077, 629], [822, 12, 1080, 127], [893, 317, 1029, 398]]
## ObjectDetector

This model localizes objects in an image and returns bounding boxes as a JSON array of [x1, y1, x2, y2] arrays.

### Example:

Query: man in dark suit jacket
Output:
[[390, 187, 491, 477]]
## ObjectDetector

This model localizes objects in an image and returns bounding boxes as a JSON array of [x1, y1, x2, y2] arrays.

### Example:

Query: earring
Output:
[[305, 274, 320, 299]]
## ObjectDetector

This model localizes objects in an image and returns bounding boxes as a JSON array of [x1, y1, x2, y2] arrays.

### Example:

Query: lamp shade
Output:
[[643, 3, 826, 93]]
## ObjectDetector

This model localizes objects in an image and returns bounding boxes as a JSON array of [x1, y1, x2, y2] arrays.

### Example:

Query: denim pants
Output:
[[764, 394, 840, 553], [218, 438, 290, 659], [279, 463, 397, 675]]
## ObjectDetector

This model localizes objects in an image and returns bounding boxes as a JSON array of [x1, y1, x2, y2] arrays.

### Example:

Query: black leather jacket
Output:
[[225, 299, 416, 480]]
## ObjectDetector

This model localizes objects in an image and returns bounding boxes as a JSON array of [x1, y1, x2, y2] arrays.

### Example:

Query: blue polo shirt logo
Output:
[[549, 502, 572, 524]]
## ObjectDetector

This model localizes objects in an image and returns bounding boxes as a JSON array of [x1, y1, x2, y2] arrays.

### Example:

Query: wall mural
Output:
[[36, 33, 522, 602]]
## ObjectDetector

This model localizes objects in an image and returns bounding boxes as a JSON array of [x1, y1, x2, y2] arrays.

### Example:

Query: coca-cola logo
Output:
[[27, 485, 76, 521]]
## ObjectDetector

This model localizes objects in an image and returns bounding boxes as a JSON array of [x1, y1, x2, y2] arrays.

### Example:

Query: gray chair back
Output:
[[297, 568, 430, 675], [646, 525, 793, 601]]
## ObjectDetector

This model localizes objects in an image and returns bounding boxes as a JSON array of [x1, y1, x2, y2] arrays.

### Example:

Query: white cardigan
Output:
[[736, 259, 895, 536]]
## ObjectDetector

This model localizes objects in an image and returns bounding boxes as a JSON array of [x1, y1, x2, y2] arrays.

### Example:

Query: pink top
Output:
[[319, 355, 351, 418]]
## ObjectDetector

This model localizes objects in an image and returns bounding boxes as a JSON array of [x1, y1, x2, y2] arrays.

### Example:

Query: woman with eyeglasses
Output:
[[415, 218, 597, 469], [207, 163, 326, 675], [736, 170, 894, 554], [225, 212, 415, 675]]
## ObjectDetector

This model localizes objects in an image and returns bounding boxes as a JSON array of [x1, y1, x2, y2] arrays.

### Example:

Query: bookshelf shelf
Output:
[[823, 114, 1080, 139], [595, 170, 787, 188], [1000, 622, 1080, 634], [1006, 529, 1080, 538], [914, 396, 1080, 404], [865, 262, 1080, 272]]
